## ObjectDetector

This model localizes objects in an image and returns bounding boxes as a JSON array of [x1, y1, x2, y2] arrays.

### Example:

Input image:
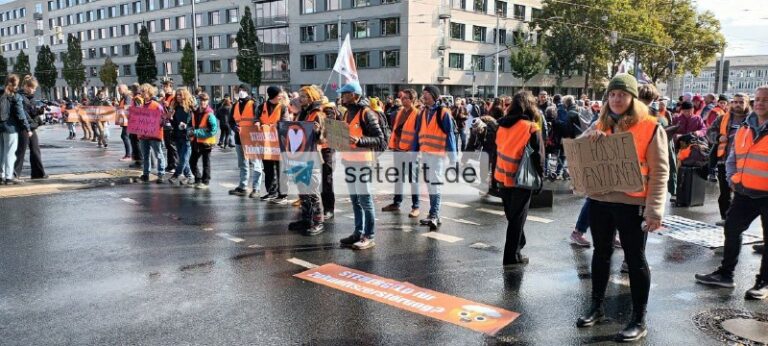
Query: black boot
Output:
[[576, 300, 604, 328], [615, 310, 647, 342]]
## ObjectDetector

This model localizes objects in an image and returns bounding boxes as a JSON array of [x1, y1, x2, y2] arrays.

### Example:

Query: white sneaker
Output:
[[569, 231, 591, 247], [352, 236, 376, 250]]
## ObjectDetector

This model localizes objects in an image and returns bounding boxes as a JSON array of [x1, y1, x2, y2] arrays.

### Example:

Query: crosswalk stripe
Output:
[[287, 257, 319, 269], [219, 183, 238, 189], [441, 201, 470, 209], [421, 232, 463, 243], [477, 208, 505, 216], [527, 216, 553, 223], [442, 216, 481, 226], [216, 233, 244, 243], [120, 197, 139, 205]]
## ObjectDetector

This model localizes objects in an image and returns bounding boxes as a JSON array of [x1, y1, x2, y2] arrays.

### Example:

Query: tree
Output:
[[235, 6, 261, 91], [0, 52, 7, 84], [179, 41, 196, 87], [13, 50, 30, 76], [99, 57, 118, 94], [508, 37, 546, 88], [35, 45, 57, 99], [135, 26, 158, 84], [63, 34, 86, 98]]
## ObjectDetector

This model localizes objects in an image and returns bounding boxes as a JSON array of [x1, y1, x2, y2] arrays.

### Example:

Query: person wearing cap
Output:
[[692, 94, 705, 116], [187, 92, 219, 189], [336, 81, 386, 249], [411, 85, 458, 230], [257, 86, 291, 200], [227, 84, 266, 198], [576, 74, 669, 342], [671, 100, 707, 148], [695, 86, 768, 300]]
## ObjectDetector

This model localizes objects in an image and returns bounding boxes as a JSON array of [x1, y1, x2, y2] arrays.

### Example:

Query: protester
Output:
[[63, 98, 77, 141], [14, 76, 47, 180], [228, 84, 265, 198], [188, 93, 218, 189], [128, 83, 143, 168], [692, 94, 705, 116], [161, 80, 178, 174], [258, 86, 290, 200], [464, 116, 499, 196], [452, 98, 469, 150], [0, 74, 30, 185], [216, 96, 233, 148], [168, 88, 195, 186], [91, 90, 110, 148], [671, 101, 707, 147], [117, 84, 133, 161], [700, 93, 720, 127], [319, 96, 341, 219], [576, 74, 669, 342], [137, 84, 166, 183], [382, 88, 421, 217]]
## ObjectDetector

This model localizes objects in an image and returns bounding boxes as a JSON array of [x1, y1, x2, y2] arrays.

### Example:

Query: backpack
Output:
[[360, 106, 391, 152], [0, 94, 14, 123]]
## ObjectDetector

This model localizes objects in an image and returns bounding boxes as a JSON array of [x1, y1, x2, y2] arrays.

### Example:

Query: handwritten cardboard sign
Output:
[[324, 119, 351, 151], [240, 124, 280, 160], [80, 106, 116, 122], [126, 106, 163, 140], [562, 132, 644, 195], [295, 264, 519, 335]]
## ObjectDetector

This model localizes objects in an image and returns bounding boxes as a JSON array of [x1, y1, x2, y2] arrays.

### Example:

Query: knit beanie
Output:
[[718, 94, 729, 102], [422, 85, 441, 101], [607, 73, 638, 99], [267, 85, 282, 100]]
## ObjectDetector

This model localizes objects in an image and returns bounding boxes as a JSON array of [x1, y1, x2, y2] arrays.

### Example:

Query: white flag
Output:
[[333, 34, 358, 83]]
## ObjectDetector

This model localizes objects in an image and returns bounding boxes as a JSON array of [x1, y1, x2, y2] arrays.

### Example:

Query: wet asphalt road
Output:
[[1, 125, 766, 345]]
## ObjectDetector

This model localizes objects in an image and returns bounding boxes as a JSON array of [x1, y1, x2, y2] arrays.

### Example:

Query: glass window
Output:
[[472, 55, 485, 71], [195, 13, 202, 26], [354, 51, 369, 68], [325, 24, 338, 41], [381, 18, 399, 36], [473, 26, 486, 42], [227, 8, 238, 23], [133, 1, 142, 14], [495, 1, 506, 16], [209, 36, 220, 49], [325, 53, 337, 69], [176, 39, 186, 51], [381, 50, 399, 67], [162, 40, 171, 52], [161, 18, 170, 31], [111, 46, 119, 56], [226, 34, 236, 48], [474, 0, 486, 13], [452, 0, 466, 9], [326, 0, 340, 11], [301, 55, 316, 70], [531, 8, 542, 20], [513, 4, 525, 20], [109, 6, 117, 17], [148, 20, 156, 32], [208, 11, 219, 25], [147, 0, 154, 11], [229, 58, 237, 73], [493, 29, 506, 44], [122, 44, 131, 55], [301, 0, 314, 14], [210, 60, 221, 73], [450, 22, 465, 40], [352, 21, 369, 39], [353, 0, 369, 7], [176, 15, 186, 29], [36, 3, 43, 13], [300, 26, 316, 42]]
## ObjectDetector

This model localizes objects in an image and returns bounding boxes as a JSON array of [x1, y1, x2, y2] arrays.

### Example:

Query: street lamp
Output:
[[191, 0, 199, 91]]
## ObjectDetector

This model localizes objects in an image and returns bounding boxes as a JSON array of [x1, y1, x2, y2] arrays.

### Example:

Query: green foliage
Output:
[[235, 6, 261, 90], [12, 50, 31, 76], [35, 45, 58, 99], [135, 26, 158, 85], [99, 57, 118, 91], [180, 41, 196, 87], [508, 37, 546, 87], [63, 34, 86, 97]]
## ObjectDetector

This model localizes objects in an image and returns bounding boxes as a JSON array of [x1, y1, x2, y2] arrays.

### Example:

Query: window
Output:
[[352, 21, 369, 39], [381, 18, 399, 36], [226, 8, 238, 23], [197, 61, 203, 73], [473, 25, 486, 42], [325, 23, 338, 40], [353, 0, 369, 7], [497, 57, 504, 72], [159, 0, 170, 9], [195, 13, 202, 27], [301, 55, 316, 70], [325, 53, 337, 69], [90, 66, 97, 77], [162, 40, 171, 52], [110, 26, 118, 37], [176, 16, 186, 29], [493, 29, 506, 44], [226, 34, 236, 48], [471, 55, 485, 71], [449, 53, 464, 69], [531, 8, 542, 20], [513, 4, 525, 20], [133, 1, 142, 14], [98, 8, 105, 20], [196, 36, 202, 49], [121, 4, 130, 16], [99, 28, 106, 39], [87, 29, 95, 40], [122, 24, 130, 36], [474, 0, 486, 13], [382, 0, 399, 3], [229, 58, 237, 73], [122, 44, 131, 55], [36, 3, 43, 13], [301, 0, 314, 14], [176, 39, 186, 51], [450, 22, 465, 40], [381, 50, 399, 67], [300, 26, 316, 42], [148, 20, 156, 32], [161, 18, 170, 31], [175, 0, 184, 6], [146, 0, 154, 11], [452, 0, 466, 9], [326, 0, 340, 11], [209, 36, 220, 49], [208, 11, 219, 25], [134, 23, 142, 35], [100, 47, 108, 58], [209, 60, 221, 73], [48, 1, 55, 11], [109, 6, 117, 18], [354, 51, 369, 68], [111, 46, 119, 56], [495, 1, 507, 16]]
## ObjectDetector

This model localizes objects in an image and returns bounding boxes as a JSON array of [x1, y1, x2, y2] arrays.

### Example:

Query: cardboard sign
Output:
[[295, 264, 519, 335], [80, 106, 116, 122], [325, 119, 351, 151], [562, 132, 644, 195], [126, 106, 163, 140], [240, 124, 280, 160], [278, 121, 319, 186]]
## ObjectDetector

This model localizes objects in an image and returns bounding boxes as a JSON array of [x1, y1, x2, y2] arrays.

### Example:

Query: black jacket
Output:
[[18, 89, 43, 130], [171, 105, 192, 140], [466, 116, 498, 154], [497, 115, 545, 175], [216, 105, 231, 130], [343, 98, 384, 149]]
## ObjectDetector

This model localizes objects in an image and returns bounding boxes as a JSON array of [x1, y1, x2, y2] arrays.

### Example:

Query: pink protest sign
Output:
[[127, 106, 163, 140]]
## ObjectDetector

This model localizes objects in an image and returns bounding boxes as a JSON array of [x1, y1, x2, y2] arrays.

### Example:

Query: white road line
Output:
[[202, 227, 214, 232], [287, 257, 319, 269], [527, 216, 554, 224], [477, 208, 505, 216], [342, 214, 379, 221], [441, 201, 470, 209], [469, 242, 493, 249], [120, 197, 139, 205], [396, 225, 414, 232], [421, 232, 463, 243], [216, 233, 245, 243], [442, 216, 481, 226], [219, 183, 238, 189], [247, 244, 263, 249]]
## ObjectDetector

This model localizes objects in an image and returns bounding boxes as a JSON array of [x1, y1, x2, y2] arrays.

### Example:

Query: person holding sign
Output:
[[258, 86, 290, 200], [228, 84, 265, 199], [575, 74, 669, 342], [188, 93, 219, 189], [137, 84, 167, 183]]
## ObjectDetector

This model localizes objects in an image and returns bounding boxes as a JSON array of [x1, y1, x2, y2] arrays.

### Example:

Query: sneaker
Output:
[[715, 220, 726, 227], [288, 220, 310, 232], [249, 191, 259, 199], [695, 269, 735, 288], [324, 211, 335, 220], [270, 195, 289, 204], [613, 235, 622, 249], [120, 156, 132, 162], [139, 175, 149, 183], [707, 173, 718, 182], [165, 168, 176, 174], [168, 176, 179, 185], [340, 233, 362, 247], [570, 231, 592, 247], [229, 188, 248, 196], [620, 261, 629, 273], [304, 224, 325, 236], [381, 203, 400, 212], [352, 236, 375, 250], [420, 216, 442, 226], [745, 277, 768, 300], [156, 176, 165, 184], [754, 244, 765, 254], [408, 208, 420, 218], [260, 194, 277, 201], [195, 183, 209, 189], [5, 178, 24, 185]]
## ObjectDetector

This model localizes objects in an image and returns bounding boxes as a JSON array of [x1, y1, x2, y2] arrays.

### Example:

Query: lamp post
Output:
[[191, 0, 199, 91]]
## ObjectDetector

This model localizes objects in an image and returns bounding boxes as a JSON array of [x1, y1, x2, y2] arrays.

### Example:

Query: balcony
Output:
[[257, 42, 289, 55], [262, 70, 290, 82], [255, 16, 288, 28], [33, 12, 43, 20], [437, 66, 450, 81]]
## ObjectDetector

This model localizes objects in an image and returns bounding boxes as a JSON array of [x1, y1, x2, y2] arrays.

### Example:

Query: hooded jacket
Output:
[[342, 97, 385, 150], [0, 91, 30, 134], [18, 89, 43, 130]]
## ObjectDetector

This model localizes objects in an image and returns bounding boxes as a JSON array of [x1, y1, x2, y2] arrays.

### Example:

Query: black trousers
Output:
[[163, 129, 178, 170], [130, 134, 142, 162], [719, 192, 768, 280], [589, 200, 650, 312], [500, 187, 532, 264], [321, 148, 336, 213], [190, 142, 212, 184], [14, 130, 46, 178], [263, 159, 284, 196], [717, 163, 732, 220]]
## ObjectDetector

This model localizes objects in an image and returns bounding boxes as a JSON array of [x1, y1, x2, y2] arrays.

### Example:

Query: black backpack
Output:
[[361, 106, 391, 152], [0, 94, 13, 123]]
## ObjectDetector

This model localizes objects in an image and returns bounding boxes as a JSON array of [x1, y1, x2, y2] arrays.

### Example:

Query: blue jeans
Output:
[[141, 139, 166, 176], [423, 153, 445, 217], [0, 132, 18, 180], [575, 198, 591, 234], [174, 138, 192, 178], [346, 166, 375, 238], [235, 144, 263, 190], [459, 130, 468, 151], [393, 153, 420, 209]]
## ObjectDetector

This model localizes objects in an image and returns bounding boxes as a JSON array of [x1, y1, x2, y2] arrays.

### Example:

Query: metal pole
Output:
[[718, 45, 725, 94], [337, 15, 342, 88], [633, 49, 640, 79], [191, 0, 199, 90], [494, 13, 499, 97]]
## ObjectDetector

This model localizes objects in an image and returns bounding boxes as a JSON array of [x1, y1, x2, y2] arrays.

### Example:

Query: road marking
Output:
[[442, 201, 470, 209], [247, 244, 263, 249], [478, 208, 505, 216], [527, 216, 553, 224], [421, 232, 463, 243], [342, 214, 379, 221], [442, 216, 481, 226], [396, 225, 414, 232], [469, 242, 493, 249], [216, 233, 244, 243], [120, 197, 139, 205], [219, 183, 238, 189], [202, 227, 214, 232], [287, 257, 319, 269]]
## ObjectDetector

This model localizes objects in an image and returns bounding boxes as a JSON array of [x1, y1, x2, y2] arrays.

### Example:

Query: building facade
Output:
[[682, 55, 768, 96]]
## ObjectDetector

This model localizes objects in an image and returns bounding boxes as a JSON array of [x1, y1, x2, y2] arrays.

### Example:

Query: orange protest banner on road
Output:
[[240, 124, 281, 160], [80, 106, 116, 122], [295, 264, 519, 335]]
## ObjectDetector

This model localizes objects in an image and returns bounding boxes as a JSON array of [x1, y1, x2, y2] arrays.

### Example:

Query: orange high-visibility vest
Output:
[[732, 125, 768, 191], [494, 120, 537, 188], [304, 108, 328, 150], [418, 107, 449, 156], [342, 109, 374, 162], [163, 94, 174, 108], [389, 107, 419, 151], [141, 100, 163, 139], [233, 99, 255, 128], [596, 115, 659, 198], [678, 147, 691, 162], [191, 109, 216, 145], [260, 102, 282, 125], [716, 112, 732, 158]]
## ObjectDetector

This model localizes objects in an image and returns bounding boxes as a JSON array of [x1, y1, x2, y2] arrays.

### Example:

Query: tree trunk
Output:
[[583, 60, 591, 98]]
